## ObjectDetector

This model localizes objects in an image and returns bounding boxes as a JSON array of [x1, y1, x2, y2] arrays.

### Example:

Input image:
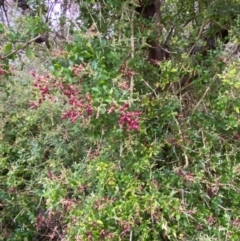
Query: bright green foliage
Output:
[[1, 1, 240, 241]]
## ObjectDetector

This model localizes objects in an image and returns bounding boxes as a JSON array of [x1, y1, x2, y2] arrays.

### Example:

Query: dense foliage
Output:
[[1, 0, 240, 240]]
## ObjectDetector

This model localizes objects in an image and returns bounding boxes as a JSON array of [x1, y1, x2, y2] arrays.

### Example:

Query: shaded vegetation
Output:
[[1, 0, 240, 240]]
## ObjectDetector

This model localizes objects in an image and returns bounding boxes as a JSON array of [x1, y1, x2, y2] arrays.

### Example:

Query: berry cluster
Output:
[[72, 64, 86, 77], [30, 72, 141, 130], [0, 68, 5, 75], [118, 103, 141, 131], [31, 72, 93, 123], [30, 73, 55, 109], [61, 86, 93, 123]]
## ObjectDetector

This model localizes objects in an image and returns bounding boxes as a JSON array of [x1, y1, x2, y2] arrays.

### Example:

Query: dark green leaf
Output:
[[3, 43, 13, 56]]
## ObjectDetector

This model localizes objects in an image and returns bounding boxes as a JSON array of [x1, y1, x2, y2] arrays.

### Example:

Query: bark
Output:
[[136, 0, 169, 63]]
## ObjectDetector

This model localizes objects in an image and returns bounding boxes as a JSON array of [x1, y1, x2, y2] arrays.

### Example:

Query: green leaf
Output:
[[54, 64, 62, 70], [86, 44, 94, 55], [81, 50, 93, 58], [0, 23, 4, 34], [3, 43, 13, 56], [16, 44, 23, 50], [96, 220, 103, 225], [25, 46, 35, 59]]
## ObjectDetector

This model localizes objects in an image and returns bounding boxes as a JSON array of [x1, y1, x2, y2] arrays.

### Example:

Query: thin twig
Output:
[[129, 230, 133, 241], [192, 75, 216, 113], [142, 79, 158, 98], [1, 35, 47, 60], [174, 117, 189, 168], [129, 10, 135, 104]]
